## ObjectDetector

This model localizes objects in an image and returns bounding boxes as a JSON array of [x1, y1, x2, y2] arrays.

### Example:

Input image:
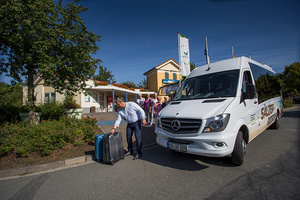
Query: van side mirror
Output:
[[242, 84, 256, 100]]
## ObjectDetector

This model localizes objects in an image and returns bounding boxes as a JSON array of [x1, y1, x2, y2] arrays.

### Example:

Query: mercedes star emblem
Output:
[[171, 120, 181, 131]]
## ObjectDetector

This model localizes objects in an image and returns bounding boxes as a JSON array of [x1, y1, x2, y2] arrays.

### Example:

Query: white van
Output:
[[155, 56, 283, 165]]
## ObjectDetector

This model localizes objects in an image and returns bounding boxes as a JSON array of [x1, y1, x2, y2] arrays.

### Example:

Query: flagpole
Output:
[[205, 36, 210, 70], [205, 36, 210, 64]]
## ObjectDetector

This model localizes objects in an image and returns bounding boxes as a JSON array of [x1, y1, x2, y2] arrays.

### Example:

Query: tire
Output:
[[231, 131, 246, 166], [270, 112, 280, 129]]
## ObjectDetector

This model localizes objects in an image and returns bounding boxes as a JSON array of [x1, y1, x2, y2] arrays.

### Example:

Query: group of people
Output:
[[110, 93, 172, 160], [136, 93, 171, 126]]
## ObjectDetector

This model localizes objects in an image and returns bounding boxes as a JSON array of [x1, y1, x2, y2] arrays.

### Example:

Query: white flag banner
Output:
[[178, 34, 190, 77]]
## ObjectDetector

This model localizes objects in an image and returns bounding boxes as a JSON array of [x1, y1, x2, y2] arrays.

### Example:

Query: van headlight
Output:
[[203, 114, 230, 133]]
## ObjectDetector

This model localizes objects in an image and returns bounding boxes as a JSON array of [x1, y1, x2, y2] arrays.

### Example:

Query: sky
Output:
[[1, 0, 299, 85]]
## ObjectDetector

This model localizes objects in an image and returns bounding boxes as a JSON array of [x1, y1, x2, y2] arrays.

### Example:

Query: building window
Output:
[[165, 72, 169, 79], [44, 92, 55, 103], [85, 94, 90, 102], [92, 93, 98, 102], [173, 73, 177, 80]]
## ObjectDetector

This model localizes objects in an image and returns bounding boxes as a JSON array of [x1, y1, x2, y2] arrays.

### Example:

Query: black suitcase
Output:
[[103, 132, 125, 165]]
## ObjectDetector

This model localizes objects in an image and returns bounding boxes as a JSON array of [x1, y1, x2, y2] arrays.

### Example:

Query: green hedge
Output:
[[0, 117, 97, 157]]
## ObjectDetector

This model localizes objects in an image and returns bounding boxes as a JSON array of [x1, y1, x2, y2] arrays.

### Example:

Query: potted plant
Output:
[[19, 104, 42, 124], [63, 96, 83, 119]]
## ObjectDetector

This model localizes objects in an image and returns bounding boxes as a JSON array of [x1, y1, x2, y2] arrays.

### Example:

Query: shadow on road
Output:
[[141, 145, 235, 171]]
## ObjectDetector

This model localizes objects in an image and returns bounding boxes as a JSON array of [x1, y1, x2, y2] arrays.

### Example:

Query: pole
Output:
[[205, 36, 211, 70], [205, 36, 210, 65]]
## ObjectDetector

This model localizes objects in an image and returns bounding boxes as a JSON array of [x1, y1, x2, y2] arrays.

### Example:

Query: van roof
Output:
[[189, 56, 275, 78]]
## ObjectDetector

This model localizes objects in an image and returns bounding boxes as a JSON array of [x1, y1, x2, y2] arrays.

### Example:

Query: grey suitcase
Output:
[[102, 132, 125, 165]]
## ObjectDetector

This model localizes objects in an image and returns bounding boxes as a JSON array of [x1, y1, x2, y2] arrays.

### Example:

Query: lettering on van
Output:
[[267, 113, 276, 125], [261, 104, 274, 120], [250, 114, 256, 122]]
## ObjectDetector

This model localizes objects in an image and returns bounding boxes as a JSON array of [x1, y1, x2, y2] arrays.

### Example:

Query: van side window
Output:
[[249, 62, 281, 103]]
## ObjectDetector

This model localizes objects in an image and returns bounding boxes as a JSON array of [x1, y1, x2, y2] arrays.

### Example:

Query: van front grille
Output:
[[161, 118, 202, 134]]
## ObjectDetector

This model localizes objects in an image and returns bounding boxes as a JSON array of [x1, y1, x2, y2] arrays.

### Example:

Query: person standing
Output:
[[143, 93, 152, 124], [136, 94, 145, 108], [150, 93, 158, 126], [162, 96, 169, 108], [153, 96, 163, 118], [111, 97, 147, 160]]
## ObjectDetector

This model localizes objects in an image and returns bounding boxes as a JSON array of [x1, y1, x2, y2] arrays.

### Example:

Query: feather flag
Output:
[[178, 33, 190, 77]]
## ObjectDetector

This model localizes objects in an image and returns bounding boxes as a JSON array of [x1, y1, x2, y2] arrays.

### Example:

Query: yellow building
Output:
[[143, 58, 180, 93]]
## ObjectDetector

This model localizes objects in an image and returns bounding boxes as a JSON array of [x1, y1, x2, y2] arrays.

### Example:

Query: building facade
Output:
[[22, 58, 180, 114], [22, 75, 154, 114], [143, 58, 180, 93]]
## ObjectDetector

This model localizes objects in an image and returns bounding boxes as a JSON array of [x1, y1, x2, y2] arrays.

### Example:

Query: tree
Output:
[[0, 82, 22, 107], [190, 62, 196, 72], [137, 78, 147, 88], [0, 0, 101, 125], [0, 82, 23, 123], [282, 62, 300, 95], [93, 66, 115, 84], [121, 81, 137, 89]]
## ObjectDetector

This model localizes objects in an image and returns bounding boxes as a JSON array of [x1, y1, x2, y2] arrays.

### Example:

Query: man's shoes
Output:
[[125, 152, 132, 156], [133, 154, 142, 160]]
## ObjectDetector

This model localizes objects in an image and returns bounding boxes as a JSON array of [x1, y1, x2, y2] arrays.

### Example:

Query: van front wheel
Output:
[[231, 131, 246, 166]]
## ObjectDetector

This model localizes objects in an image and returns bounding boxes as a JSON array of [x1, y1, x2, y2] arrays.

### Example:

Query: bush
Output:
[[283, 100, 294, 108], [0, 104, 20, 124], [63, 96, 81, 109], [40, 101, 65, 121], [19, 104, 42, 113], [0, 117, 98, 157]]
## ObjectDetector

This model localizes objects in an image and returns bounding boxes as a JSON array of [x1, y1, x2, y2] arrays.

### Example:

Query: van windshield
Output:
[[174, 69, 240, 100]]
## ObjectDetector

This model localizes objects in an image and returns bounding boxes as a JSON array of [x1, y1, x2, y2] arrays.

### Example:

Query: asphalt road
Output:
[[0, 106, 299, 200]]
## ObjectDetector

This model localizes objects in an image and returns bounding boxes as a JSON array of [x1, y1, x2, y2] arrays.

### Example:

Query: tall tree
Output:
[[93, 66, 115, 84], [0, 0, 101, 125]]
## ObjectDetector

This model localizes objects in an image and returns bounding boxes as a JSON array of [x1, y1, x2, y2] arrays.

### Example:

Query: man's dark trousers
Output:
[[126, 120, 142, 155]]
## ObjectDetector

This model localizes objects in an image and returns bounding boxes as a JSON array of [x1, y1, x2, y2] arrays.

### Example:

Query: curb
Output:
[[0, 155, 93, 180], [0, 142, 158, 180]]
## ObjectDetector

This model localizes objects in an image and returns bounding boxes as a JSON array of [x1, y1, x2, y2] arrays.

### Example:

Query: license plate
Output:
[[168, 142, 187, 152]]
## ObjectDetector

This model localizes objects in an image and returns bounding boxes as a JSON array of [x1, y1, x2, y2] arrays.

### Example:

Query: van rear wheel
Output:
[[231, 131, 246, 166], [270, 113, 280, 129]]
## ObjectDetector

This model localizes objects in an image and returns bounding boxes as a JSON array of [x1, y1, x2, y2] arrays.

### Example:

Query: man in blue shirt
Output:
[[111, 97, 147, 160]]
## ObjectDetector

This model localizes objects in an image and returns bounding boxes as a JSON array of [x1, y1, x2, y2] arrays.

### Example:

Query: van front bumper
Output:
[[155, 127, 237, 157]]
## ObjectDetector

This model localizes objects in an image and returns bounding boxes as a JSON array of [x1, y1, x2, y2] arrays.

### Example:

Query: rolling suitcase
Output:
[[103, 132, 125, 165], [95, 134, 105, 162]]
